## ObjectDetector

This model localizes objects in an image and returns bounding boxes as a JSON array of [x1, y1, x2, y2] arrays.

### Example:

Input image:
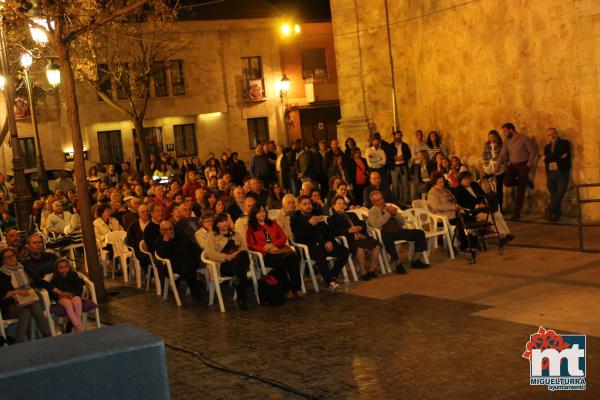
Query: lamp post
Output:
[[0, 11, 33, 230], [20, 51, 50, 195]]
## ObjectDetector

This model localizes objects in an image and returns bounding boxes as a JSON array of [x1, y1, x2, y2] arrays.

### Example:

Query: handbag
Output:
[[15, 289, 39, 307], [258, 274, 285, 306]]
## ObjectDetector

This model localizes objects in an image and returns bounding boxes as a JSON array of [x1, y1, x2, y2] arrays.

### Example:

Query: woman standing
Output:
[[425, 131, 447, 160], [348, 148, 369, 206], [482, 130, 505, 211], [205, 213, 250, 310], [0, 247, 51, 343], [246, 204, 303, 299]]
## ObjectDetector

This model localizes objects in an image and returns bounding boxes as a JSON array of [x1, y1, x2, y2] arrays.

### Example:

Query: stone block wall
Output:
[[331, 0, 600, 218]]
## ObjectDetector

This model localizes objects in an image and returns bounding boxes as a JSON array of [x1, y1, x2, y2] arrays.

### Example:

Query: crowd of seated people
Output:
[[0, 122, 532, 332]]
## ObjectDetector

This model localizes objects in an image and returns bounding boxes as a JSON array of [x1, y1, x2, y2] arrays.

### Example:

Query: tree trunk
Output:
[[134, 119, 151, 176], [57, 43, 106, 301]]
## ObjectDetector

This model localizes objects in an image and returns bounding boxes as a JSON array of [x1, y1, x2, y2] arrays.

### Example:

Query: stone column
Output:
[[331, 0, 371, 150], [574, 0, 600, 219]]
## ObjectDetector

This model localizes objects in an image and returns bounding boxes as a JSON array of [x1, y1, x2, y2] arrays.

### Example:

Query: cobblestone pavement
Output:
[[98, 242, 600, 400]]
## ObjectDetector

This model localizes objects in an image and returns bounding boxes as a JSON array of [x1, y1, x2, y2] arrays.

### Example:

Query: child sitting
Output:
[[51, 258, 85, 332]]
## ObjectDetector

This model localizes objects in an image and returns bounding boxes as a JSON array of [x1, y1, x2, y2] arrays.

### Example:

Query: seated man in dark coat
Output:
[[126, 204, 151, 270], [155, 220, 202, 302], [21, 233, 59, 297], [291, 195, 350, 293]]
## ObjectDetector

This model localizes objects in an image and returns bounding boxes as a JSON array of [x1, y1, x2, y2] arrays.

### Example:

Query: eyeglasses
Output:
[[162, 227, 174, 232], [3, 254, 17, 259]]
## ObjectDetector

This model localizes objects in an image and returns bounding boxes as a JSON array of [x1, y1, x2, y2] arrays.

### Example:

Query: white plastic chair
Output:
[[345, 208, 388, 275], [41, 270, 101, 335], [139, 240, 162, 296], [104, 231, 134, 283], [289, 240, 319, 292], [0, 310, 19, 340], [201, 251, 260, 313], [267, 209, 281, 220], [412, 200, 457, 258], [154, 253, 182, 307]]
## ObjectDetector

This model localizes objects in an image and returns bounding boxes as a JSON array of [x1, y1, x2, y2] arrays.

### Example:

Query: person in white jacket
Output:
[[93, 204, 123, 262]]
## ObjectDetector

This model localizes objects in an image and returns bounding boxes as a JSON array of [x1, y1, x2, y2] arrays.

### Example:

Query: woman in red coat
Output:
[[246, 204, 304, 299]]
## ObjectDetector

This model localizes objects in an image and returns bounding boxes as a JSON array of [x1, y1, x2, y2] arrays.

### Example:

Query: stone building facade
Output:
[[1, 17, 333, 176], [331, 0, 600, 218]]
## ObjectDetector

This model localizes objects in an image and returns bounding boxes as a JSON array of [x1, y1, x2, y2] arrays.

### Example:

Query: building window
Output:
[[116, 63, 130, 100], [152, 62, 168, 97], [97, 63, 112, 100], [301, 48, 328, 81], [134, 127, 164, 157], [170, 60, 185, 96], [97, 130, 124, 164], [19, 138, 36, 169], [241, 56, 265, 101], [247, 117, 269, 148], [173, 124, 197, 156]]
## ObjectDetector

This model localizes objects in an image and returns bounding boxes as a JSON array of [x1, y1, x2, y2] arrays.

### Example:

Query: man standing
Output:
[[496, 122, 536, 219], [386, 130, 412, 204], [250, 146, 271, 184], [543, 128, 571, 222], [52, 170, 76, 193], [365, 136, 387, 185]]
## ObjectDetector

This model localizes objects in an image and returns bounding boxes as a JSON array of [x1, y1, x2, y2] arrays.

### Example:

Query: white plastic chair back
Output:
[[412, 199, 431, 210], [154, 253, 182, 306], [267, 209, 280, 220], [139, 240, 162, 295]]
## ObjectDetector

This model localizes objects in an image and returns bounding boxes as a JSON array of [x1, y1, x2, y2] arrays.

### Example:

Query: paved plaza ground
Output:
[[98, 221, 600, 399]]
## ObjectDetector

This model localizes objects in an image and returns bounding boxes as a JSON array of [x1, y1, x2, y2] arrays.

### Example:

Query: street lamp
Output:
[[29, 17, 51, 45], [21, 51, 50, 195], [46, 62, 60, 87], [0, 7, 33, 230]]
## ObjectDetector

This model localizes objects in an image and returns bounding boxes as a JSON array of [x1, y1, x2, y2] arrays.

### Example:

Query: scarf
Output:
[[1, 263, 32, 290]]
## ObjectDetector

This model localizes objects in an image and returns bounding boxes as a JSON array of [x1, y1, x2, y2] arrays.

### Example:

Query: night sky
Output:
[[175, 0, 331, 22]]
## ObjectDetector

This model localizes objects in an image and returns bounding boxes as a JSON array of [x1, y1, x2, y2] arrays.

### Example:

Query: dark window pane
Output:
[[97, 130, 124, 164], [241, 56, 265, 100], [153, 62, 168, 97], [247, 117, 269, 149], [170, 60, 185, 96], [19, 138, 36, 168], [116, 63, 130, 100], [134, 127, 164, 157], [97, 64, 112, 100], [173, 124, 197, 156], [301, 48, 328, 81]]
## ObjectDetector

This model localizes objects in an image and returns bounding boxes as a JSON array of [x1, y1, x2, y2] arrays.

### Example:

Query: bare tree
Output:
[[74, 6, 187, 175]]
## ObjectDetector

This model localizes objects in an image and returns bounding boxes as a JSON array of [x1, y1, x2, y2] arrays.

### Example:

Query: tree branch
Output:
[[64, 0, 150, 45]]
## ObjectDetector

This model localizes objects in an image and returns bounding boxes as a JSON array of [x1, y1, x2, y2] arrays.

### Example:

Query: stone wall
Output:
[[331, 0, 600, 218]]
